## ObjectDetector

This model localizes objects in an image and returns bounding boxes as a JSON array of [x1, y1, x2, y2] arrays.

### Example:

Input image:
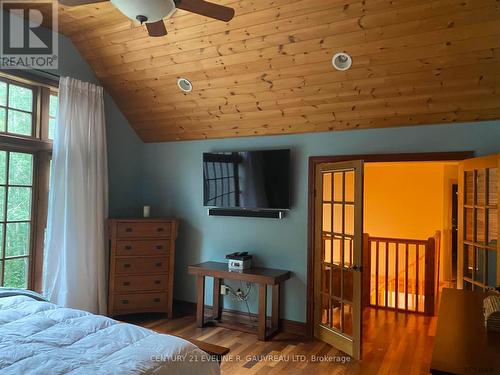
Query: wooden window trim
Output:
[[0, 69, 58, 89], [32, 151, 51, 292], [0, 72, 57, 292], [39, 87, 50, 141]]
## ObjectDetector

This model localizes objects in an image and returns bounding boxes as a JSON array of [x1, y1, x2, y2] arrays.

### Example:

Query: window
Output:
[[0, 81, 34, 136], [462, 164, 498, 291], [0, 72, 56, 291], [49, 94, 57, 140], [0, 150, 34, 288]]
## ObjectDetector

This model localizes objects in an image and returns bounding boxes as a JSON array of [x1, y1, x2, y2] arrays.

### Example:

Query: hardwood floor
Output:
[[121, 306, 436, 374]]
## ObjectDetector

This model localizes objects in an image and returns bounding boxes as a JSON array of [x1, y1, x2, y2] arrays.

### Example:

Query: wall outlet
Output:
[[220, 285, 229, 295]]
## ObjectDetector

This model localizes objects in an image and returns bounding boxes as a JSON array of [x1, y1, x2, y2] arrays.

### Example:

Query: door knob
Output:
[[349, 264, 362, 272]]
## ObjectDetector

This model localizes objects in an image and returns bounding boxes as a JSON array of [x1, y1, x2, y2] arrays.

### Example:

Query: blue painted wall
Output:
[[142, 121, 500, 323]]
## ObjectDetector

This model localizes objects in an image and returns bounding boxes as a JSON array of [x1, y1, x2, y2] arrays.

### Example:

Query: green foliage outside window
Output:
[[9, 152, 33, 185], [7, 188, 31, 221], [0, 188, 4, 220], [4, 258, 28, 289], [0, 150, 33, 289], [0, 151, 5, 184], [0, 82, 6, 106], [49, 94, 58, 140], [6, 223, 30, 258], [49, 95, 57, 117], [7, 110, 32, 136], [0, 83, 33, 137], [8, 85, 32, 112], [0, 108, 5, 132]]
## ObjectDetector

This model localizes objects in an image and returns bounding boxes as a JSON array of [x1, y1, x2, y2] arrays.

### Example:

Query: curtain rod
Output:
[[0, 69, 60, 88], [33, 69, 60, 81]]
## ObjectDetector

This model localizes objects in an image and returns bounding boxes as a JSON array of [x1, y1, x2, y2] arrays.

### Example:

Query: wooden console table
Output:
[[188, 261, 291, 341], [431, 288, 500, 374]]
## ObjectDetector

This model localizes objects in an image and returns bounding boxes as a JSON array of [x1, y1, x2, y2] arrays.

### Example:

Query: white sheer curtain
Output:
[[43, 77, 108, 315]]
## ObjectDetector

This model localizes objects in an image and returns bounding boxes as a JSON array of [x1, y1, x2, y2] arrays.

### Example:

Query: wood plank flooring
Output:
[[121, 306, 436, 374]]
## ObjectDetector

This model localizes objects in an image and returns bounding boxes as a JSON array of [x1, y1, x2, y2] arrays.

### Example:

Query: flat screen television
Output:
[[203, 149, 290, 210]]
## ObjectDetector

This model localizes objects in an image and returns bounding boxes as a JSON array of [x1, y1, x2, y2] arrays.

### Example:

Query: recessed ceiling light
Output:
[[332, 52, 352, 71], [177, 78, 193, 92]]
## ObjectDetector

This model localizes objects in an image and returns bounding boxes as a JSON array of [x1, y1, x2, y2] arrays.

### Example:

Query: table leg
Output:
[[196, 275, 205, 328], [271, 284, 280, 331], [213, 277, 222, 320], [258, 283, 267, 341]]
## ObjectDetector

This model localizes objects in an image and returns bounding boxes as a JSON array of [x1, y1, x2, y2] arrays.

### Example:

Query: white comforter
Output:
[[0, 295, 220, 375]]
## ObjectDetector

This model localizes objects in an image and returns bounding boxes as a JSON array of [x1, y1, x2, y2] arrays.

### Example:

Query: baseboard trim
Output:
[[173, 299, 308, 338]]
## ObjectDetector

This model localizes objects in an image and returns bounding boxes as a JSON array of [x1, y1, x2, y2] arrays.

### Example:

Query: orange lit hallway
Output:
[[363, 162, 458, 315]]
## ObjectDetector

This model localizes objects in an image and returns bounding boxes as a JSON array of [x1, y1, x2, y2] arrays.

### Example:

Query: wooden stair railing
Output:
[[362, 231, 440, 316]]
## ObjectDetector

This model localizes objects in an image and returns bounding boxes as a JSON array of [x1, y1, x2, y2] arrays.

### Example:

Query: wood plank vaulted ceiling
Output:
[[53, 0, 500, 142]]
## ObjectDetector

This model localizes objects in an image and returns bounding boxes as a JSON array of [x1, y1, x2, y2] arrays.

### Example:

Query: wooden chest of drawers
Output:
[[108, 219, 178, 318]]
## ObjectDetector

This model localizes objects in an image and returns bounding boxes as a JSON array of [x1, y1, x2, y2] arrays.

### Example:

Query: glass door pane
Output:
[[459, 155, 499, 291], [315, 160, 363, 359]]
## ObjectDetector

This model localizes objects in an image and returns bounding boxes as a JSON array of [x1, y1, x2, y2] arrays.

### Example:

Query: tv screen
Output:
[[203, 149, 290, 209]]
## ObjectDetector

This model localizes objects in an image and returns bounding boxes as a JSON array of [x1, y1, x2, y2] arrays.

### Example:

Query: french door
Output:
[[314, 160, 363, 359], [458, 154, 499, 290]]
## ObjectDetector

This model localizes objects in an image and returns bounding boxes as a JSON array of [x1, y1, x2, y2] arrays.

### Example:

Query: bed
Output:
[[0, 289, 221, 374]]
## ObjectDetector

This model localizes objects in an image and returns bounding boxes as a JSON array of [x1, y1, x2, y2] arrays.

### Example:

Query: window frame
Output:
[[0, 70, 57, 292], [0, 77, 36, 137]]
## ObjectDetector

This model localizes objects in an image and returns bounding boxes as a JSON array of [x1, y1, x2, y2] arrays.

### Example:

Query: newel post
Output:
[[362, 233, 370, 308], [424, 236, 436, 315]]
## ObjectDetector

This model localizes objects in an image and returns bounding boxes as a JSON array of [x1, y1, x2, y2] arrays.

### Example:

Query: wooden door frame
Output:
[[306, 151, 474, 340]]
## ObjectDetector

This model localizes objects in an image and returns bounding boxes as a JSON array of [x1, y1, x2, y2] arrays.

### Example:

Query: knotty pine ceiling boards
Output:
[[52, 0, 500, 141]]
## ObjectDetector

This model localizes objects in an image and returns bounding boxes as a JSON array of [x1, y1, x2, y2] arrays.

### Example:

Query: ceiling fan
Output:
[[59, 0, 235, 37]]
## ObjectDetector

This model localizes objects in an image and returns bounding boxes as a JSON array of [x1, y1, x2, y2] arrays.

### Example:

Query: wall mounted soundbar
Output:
[[207, 208, 286, 219]]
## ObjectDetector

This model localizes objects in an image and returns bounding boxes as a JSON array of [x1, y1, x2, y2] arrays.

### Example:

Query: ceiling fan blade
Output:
[[58, 0, 108, 6], [145, 20, 168, 37], [175, 0, 235, 22]]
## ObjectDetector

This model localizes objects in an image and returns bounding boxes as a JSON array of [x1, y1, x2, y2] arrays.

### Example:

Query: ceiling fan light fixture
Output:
[[111, 0, 176, 23], [178, 78, 193, 93], [332, 52, 352, 71], [61, 0, 235, 37]]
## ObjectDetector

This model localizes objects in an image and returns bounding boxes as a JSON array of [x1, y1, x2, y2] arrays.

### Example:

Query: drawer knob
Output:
[[155, 262, 162, 267], [123, 281, 130, 286], [125, 228, 133, 233], [157, 227, 164, 232], [154, 280, 161, 285], [123, 264, 131, 268], [121, 300, 129, 304], [156, 245, 163, 250], [153, 298, 161, 303], [125, 245, 132, 250]]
